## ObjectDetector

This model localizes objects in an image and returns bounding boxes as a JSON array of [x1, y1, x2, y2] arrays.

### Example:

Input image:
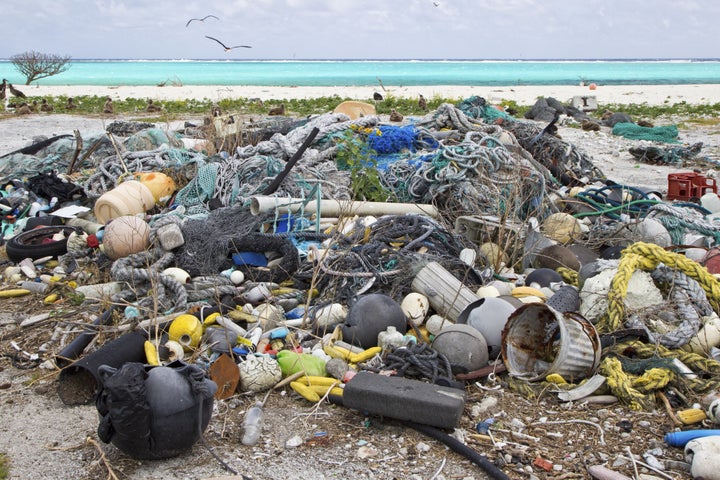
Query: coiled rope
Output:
[[600, 340, 720, 410], [596, 241, 720, 333], [647, 203, 720, 246], [384, 343, 453, 384]]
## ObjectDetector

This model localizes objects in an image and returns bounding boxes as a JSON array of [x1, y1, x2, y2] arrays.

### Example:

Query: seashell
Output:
[[401, 292, 430, 326], [239, 354, 282, 393], [162, 267, 191, 284]]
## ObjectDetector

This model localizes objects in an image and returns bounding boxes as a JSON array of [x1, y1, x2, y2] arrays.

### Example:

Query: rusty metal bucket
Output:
[[501, 303, 601, 383]]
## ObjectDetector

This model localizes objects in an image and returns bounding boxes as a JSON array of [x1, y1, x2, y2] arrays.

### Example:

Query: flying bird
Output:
[[205, 36, 252, 51], [185, 14, 219, 27]]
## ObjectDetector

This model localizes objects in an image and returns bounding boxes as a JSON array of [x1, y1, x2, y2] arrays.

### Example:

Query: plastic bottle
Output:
[[241, 401, 264, 446]]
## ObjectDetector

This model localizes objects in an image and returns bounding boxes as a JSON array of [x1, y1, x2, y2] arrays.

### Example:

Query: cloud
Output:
[[1, 0, 718, 59]]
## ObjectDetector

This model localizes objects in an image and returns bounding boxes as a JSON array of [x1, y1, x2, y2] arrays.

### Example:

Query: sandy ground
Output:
[[1, 91, 720, 480], [13, 83, 720, 105]]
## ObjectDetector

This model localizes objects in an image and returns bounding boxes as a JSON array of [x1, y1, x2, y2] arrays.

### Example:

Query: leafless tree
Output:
[[10, 51, 72, 85]]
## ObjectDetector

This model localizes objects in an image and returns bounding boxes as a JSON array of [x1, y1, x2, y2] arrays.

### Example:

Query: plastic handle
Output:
[[664, 429, 720, 447]]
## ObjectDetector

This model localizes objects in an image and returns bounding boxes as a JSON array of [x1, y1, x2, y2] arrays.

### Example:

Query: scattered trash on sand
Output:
[[1, 96, 720, 479]]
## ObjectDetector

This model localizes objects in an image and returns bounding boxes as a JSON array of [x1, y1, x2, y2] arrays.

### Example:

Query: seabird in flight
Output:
[[186, 14, 219, 27], [205, 36, 252, 51]]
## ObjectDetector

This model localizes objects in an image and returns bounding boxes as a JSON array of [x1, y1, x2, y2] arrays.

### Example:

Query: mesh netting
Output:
[[612, 122, 679, 143]]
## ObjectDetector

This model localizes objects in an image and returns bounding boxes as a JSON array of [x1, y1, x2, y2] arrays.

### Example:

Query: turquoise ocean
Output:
[[1, 59, 719, 87]]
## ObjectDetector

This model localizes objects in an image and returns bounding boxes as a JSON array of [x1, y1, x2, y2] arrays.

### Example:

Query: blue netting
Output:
[[367, 125, 418, 154]]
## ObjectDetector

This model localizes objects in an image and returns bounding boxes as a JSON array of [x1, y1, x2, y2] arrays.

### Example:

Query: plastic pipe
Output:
[[664, 429, 720, 447], [249, 195, 439, 219]]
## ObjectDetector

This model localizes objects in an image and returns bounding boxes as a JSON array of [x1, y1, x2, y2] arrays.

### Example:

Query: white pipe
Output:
[[250, 195, 439, 218]]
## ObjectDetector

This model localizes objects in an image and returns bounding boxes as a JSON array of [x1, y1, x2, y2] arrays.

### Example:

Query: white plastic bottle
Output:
[[241, 401, 264, 446]]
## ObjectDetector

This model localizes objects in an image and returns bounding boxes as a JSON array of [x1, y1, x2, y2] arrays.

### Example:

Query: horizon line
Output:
[[1, 57, 720, 62]]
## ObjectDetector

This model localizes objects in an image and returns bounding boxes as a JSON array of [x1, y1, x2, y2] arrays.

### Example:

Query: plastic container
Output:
[[241, 401, 264, 445], [134, 172, 176, 203], [93, 180, 155, 224], [667, 172, 717, 201], [378, 326, 404, 349]]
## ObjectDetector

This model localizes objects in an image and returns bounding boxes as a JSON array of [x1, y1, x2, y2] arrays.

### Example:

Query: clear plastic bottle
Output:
[[241, 401, 264, 446]]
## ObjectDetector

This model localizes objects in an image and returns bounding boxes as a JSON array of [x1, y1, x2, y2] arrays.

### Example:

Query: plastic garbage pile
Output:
[[2, 101, 720, 478]]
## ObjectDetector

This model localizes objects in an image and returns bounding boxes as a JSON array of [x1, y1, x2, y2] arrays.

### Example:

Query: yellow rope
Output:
[[557, 267, 578, 287], [633, 367, 674, 393], [607, 341, 720, 394], [598, 356, 650, 410], [596, 241, 720, 333]]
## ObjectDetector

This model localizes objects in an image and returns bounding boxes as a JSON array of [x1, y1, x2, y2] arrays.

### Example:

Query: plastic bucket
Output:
[[501, 303, 601, 382]]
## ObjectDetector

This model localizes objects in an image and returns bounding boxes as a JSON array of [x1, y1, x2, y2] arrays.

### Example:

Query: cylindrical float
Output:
[[411, 261, 480, 322], [501, 303, 601, 383]]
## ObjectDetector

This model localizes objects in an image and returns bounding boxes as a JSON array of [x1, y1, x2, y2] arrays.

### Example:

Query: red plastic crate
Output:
[[667, 172, 717, 201]]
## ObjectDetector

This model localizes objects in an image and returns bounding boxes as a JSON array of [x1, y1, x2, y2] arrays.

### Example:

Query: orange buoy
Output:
[[588, 83, 597, 90]]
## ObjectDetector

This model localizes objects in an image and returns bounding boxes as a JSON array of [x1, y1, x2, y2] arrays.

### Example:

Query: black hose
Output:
[[261, 126, 320, 195], [401, 420, 511, 480], [55, 305, 117, 367]]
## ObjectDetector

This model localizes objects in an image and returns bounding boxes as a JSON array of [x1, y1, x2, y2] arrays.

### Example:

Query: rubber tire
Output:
[[5, 225, 77, 263]]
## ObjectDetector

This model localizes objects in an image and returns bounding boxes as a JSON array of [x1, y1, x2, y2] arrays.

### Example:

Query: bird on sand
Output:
[[103, 97, 114, 114], [3, 79, 26, 98], [185, 14, 219, 27], [418, 94, 427, 111], [268, 104, 285, 116], [205, 36, 252, 51], [40, 99, 54, 112]]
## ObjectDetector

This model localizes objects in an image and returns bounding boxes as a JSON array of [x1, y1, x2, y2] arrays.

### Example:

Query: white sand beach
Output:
[[19, 83, 720, 105]]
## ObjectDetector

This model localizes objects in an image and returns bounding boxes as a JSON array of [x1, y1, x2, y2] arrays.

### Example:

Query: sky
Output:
[[2, 0, 719, 60]]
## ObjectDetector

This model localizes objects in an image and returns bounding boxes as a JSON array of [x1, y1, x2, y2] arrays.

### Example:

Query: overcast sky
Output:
[[2, 0, 718, 60]]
